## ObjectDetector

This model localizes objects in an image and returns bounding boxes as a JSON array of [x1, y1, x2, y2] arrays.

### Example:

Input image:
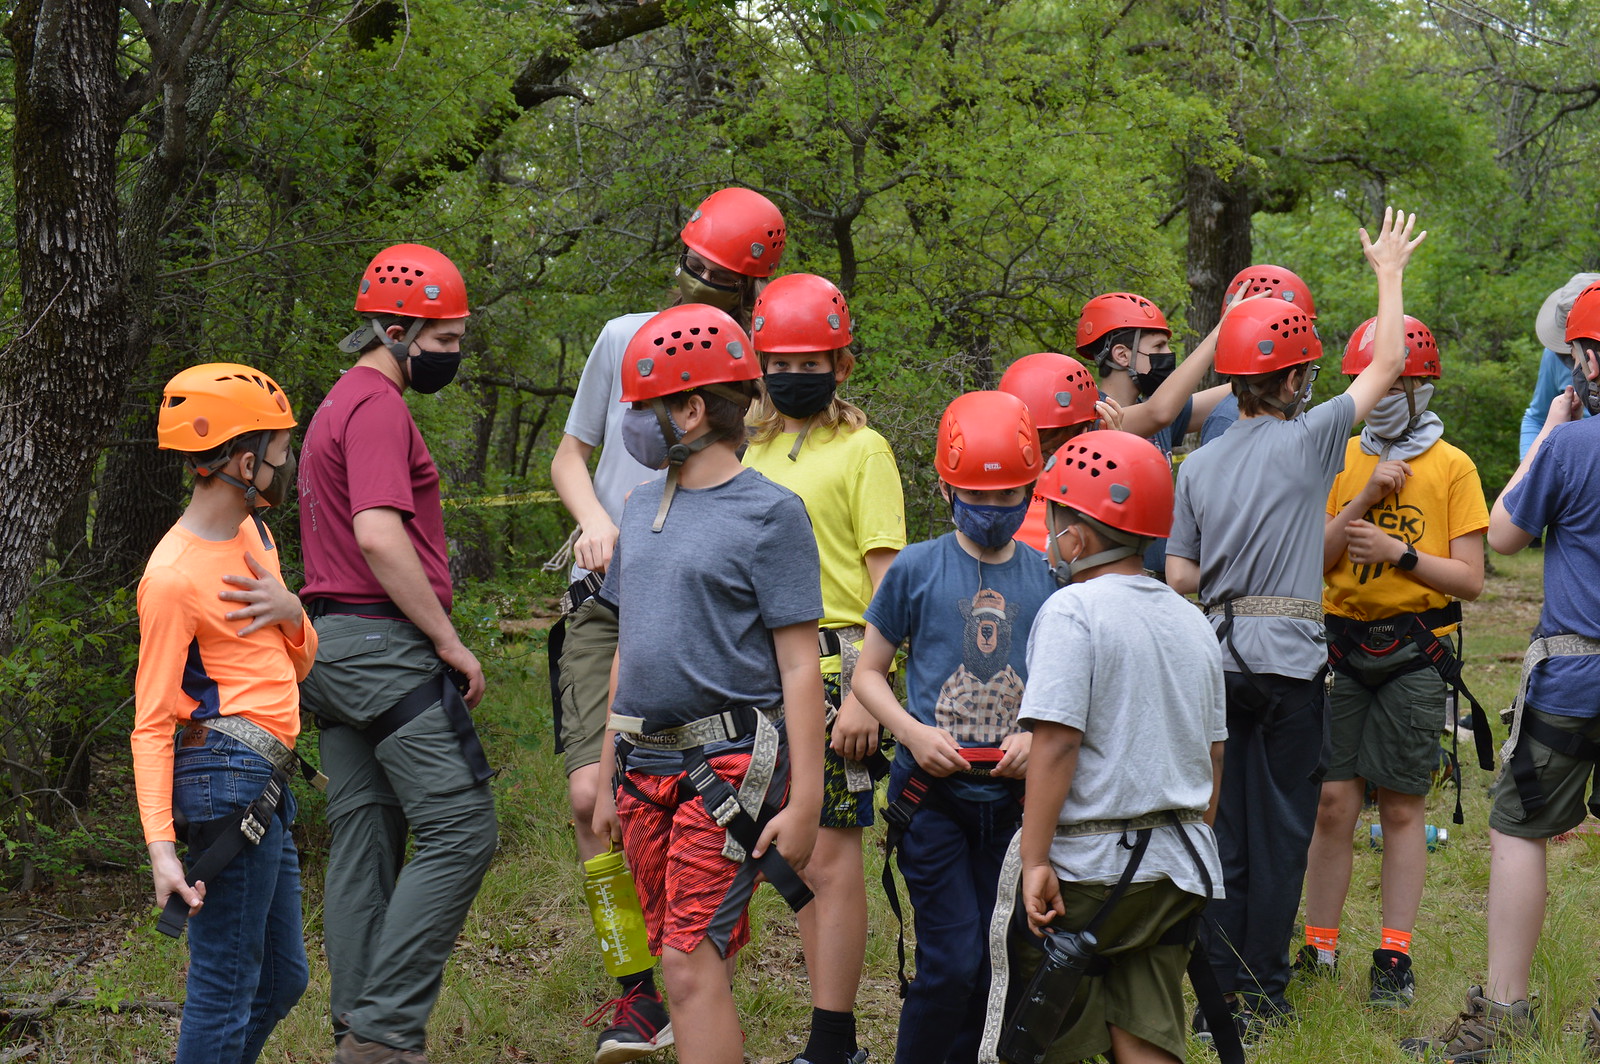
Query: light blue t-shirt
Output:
[[865, 533, 1056, 799], [1503, 416, 1600, 716], [1520, 348, 1590, 459]]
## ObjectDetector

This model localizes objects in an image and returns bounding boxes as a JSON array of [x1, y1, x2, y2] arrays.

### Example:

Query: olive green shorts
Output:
[[1489, 707, 1600, 839], [1010, 878, 1205, 1063], [1325, 641, 1449, 795], [555, 596, 618, 777]]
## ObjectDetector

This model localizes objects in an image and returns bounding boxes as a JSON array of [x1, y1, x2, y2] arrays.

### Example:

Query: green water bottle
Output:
[[583, 845, 653, 977]]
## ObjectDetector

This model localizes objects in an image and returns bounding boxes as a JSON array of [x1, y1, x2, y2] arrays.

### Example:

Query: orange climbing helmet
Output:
[[158, 362, 296, 454], [935, 391, 1043, 490]]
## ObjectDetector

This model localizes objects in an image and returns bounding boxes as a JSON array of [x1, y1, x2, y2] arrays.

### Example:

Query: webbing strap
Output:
[[1204, 596, 1323, 623], [679, 749, 813, 912], [1508, 713, 1600, 820], [157, 769, 288, 939], [1499, 634, 1600, 779], [194, 715, 327, 792], [881, 771, 933, 998]]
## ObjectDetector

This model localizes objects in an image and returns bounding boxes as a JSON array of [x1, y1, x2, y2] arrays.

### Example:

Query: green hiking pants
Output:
[[300, 614, 498, 1052]]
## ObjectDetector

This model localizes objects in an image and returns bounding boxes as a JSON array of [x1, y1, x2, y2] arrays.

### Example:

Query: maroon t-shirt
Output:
[[298, 365, 453, 612]]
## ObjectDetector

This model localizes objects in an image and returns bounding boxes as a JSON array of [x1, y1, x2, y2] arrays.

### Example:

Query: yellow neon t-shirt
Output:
[[1322, 437, 1488, 627], [743, 422, 907, 634]]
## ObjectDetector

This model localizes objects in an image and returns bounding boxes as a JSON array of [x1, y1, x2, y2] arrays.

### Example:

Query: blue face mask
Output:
[[621, 406, 682, 470], [950, 495, 1030, 550]]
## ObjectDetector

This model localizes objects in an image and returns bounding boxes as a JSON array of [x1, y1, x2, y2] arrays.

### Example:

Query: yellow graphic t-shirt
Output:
[[1322, 437, 1488, 627]]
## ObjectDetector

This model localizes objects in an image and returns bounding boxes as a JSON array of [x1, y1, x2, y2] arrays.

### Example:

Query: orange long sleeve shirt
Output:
[[132, 519, 316, 844]]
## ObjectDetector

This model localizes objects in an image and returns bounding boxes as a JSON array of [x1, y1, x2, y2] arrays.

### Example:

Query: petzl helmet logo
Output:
[[424, 285, 441, 300], [983, 461, 1002, 471]]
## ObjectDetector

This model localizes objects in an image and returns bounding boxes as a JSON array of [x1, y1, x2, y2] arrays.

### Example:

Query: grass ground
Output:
[[6, 548, 1600, 1062]]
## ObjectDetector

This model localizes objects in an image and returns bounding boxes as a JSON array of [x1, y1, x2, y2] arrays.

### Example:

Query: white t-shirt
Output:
[[562, 311, 664, 578], [1019, 573, 1227, 897]]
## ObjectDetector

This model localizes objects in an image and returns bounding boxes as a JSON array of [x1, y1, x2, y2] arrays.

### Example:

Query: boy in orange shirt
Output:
[[132, 363, 317, 1063]]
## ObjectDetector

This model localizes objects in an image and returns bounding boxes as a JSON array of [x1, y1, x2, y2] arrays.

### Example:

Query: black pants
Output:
[[1203, 671, 1327, 1013]]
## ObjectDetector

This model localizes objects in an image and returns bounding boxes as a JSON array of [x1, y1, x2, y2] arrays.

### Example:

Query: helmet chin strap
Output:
[[646, 385, 755, 532], [1050, 508, 1148, 581], [188, 432, 275, 545], [376, 317, 426, 375]]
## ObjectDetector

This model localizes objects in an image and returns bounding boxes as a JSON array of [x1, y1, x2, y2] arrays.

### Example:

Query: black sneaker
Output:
[[1193, 998, 1288, 1049], [584, 985, 673, 1064], [1370, 949, 1416, 1008], [1293, 942, 1339, 978]]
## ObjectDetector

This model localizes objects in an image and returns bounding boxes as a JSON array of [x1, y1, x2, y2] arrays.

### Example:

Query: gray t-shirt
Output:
[[602, 468, 823, 771], [564, 311, 664, 579], [1019, 574, 1227, 897], [1167, 393, 1355, 679]]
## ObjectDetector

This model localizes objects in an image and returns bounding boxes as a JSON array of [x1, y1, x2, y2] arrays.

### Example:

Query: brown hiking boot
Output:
[[1399, 985, 1535, 1062], [333, 1034, 428, 1064]]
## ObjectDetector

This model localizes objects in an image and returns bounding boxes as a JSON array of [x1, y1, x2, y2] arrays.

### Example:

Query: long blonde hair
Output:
[[747, 346, 869, 446]]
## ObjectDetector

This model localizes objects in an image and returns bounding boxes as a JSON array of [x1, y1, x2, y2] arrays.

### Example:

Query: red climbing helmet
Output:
[[353, 244, 469, 319], [998, 353, 1100, 429], [935, 391, 1043, 490], [1565, 281, 1600, 345], [680, 188, 787, 279], [1215, 297, 1322, 375], [1075, 292, 1169, 353], [1036, 430, 1173, 539], [1341, 315, 1440, 377], [751, 273, 852, 353], [620, 304, 760, 404], [1222, 265, 1317, 318]]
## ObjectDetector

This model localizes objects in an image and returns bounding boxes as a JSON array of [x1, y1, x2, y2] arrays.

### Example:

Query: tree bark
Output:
[[0, 0, 127, 651], [1184, 160, 1256, 369]]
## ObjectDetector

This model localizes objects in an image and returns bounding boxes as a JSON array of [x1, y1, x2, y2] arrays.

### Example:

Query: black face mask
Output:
[[1134, 353, 1175, 398], [256, 446, 297, 507], [408, 348, 463, 394], [764, 372, 837, 419], [1572, 350, 1600, 416]]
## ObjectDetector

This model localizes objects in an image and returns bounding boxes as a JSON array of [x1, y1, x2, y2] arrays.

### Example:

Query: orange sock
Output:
[[1305, 925, 1339, 965], [1380, 928, 1413, 955]]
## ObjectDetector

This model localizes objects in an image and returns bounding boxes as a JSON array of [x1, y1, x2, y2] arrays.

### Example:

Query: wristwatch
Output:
[[1396, 541, 1419, 571]]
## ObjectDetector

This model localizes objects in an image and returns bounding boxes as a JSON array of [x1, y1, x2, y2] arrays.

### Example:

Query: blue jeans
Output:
[[889, 762, 1022, 1064], [173, 729, 308, 1064]]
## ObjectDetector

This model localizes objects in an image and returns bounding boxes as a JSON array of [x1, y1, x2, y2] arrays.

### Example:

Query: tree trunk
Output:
[[1184, 160, 1256, 364], [0, 0, 128, 651]]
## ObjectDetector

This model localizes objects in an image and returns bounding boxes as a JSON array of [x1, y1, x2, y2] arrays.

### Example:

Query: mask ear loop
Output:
[[378, 317, 427, 376]]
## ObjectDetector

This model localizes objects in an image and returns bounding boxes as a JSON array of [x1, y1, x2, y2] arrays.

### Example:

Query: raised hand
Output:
[[1359, 207, 1428, 275]]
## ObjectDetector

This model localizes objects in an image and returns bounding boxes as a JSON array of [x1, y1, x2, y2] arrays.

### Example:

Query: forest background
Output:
[[1, 0, 1599, 997]]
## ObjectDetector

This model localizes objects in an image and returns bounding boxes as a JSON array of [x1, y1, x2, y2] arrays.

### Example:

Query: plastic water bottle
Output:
[[583, 846, 653, 977], [1369, 824, 1448, 852]]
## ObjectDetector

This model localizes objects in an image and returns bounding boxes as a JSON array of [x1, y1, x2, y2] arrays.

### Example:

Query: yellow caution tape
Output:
[[443, 490, 561, 510]]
